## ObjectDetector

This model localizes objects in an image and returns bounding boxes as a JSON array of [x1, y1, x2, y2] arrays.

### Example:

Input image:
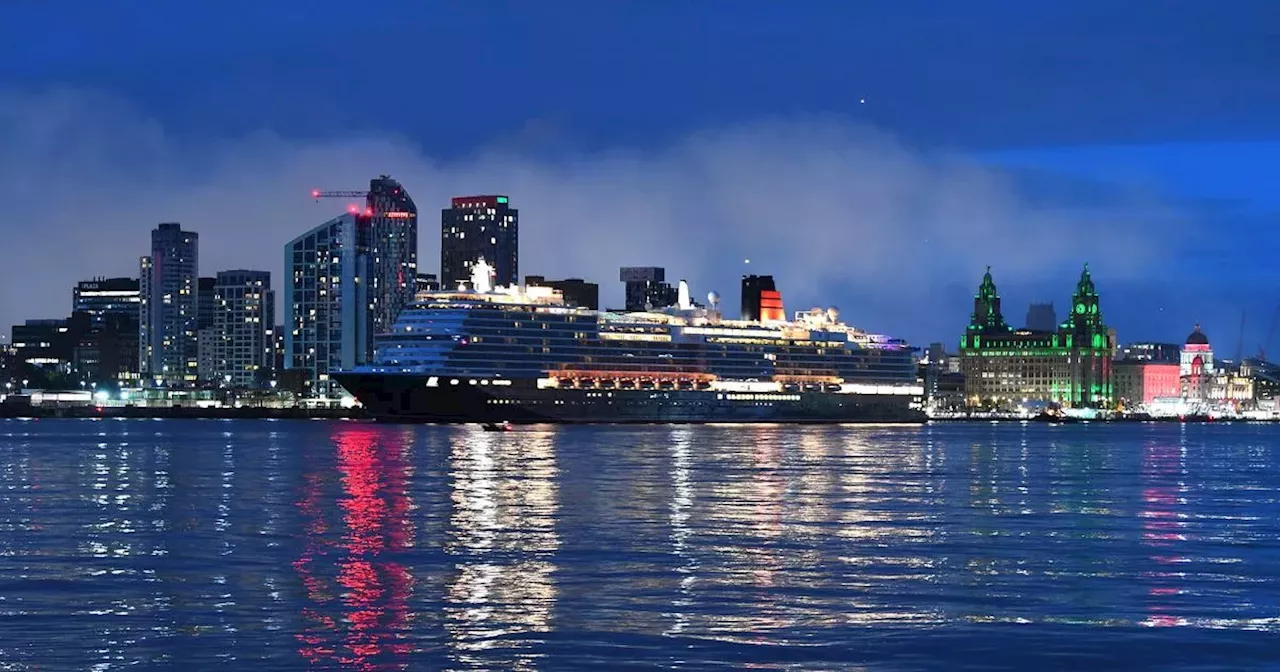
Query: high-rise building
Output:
[[73, 277, 141, 384], [138, 256, 153, 373], [284, 213, 371, 399], [140, 223, 199, 385], [959, 264, 1114, 408], [525, 276, 599, 310], [620, 267, 677, 312], [268, 324, 284, 381], [1025, 302, 1057, 332], [195, 276, 218, 382], [441, 195, 517, 289], [74, 277, 140, 325], [211, 270, 275, 388], [365, 175, 418, 337], [197, 277, 217, 330]]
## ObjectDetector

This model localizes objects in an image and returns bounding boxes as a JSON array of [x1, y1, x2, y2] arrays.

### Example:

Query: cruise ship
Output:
[[335, 259, 925, 424]]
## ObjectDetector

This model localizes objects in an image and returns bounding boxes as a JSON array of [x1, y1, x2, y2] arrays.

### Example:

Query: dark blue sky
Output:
[[3, 0, 1280, 351]]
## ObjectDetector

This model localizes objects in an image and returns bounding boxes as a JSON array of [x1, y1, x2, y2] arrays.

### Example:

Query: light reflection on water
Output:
[[0, 420, 1278, 668]]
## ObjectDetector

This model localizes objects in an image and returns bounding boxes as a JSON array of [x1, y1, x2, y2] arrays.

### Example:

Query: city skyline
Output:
[[3, 2, 1279, 349], [0, 191, 1260, 354]]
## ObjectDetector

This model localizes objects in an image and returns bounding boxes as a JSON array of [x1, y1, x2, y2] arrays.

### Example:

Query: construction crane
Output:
[[311, 189, 370, 200], [310, 188, 373, 217], [1260, 304, 1280, 363], [309, 187, 414, 218]]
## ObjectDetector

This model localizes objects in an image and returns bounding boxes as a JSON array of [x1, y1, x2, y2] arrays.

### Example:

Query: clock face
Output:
[[1075, 303, 1085, 314]]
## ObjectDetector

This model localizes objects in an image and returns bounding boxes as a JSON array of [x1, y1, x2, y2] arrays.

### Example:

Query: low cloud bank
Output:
[[0, 89, 1189, 344]]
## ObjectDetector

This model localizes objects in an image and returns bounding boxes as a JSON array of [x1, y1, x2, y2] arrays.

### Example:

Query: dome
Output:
[[1185, 324, 1209, 346]]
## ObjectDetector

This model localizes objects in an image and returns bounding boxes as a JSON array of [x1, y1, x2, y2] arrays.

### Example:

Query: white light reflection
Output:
[[835, 429, 942, 626], [664, 426, 696, 636], [444, 426, 559, 669]]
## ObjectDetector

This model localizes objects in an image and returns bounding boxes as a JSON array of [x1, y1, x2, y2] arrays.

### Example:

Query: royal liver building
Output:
[[959, 264, 1114, 409]]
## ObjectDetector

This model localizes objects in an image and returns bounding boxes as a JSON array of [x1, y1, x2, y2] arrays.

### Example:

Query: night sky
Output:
[[3, 0, 1279, 352]]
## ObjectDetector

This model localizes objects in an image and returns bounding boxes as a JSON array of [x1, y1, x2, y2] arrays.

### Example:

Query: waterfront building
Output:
[[72, 277, 141, 384], [441, 194, 516, 289], [11, 316, 86, 381], [525, 276, 599, 310], [1180, 325, 1214, 401], [919, 342, 965, 412], [1177, 325, 1254, 406], [284, 213, 371, 400], [73, 313, 138, 385], [139, 223, 199, 385], [959, 264, 1114, 409], [211, 270, 275, 388], [1113, 360, 1181, 407], [1025, 302, 1057, 332], [620, 267, 678, 312]]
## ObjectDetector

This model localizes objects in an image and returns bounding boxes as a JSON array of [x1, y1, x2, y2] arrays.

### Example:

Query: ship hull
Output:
[[335, 373, 925, 424]]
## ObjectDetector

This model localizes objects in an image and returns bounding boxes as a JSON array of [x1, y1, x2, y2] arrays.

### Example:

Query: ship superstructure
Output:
[[336, 259, 924, 423]]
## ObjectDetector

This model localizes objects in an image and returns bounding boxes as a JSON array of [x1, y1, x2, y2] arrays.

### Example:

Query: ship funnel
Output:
[[677, 279, 692, 310]]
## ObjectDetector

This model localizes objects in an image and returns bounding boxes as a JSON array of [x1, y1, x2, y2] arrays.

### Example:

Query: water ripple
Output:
[[0, 420, 1279, 668]]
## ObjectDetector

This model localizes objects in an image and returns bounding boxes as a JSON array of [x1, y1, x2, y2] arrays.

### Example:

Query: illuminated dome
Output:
[[1185, 324, 1209, 346]]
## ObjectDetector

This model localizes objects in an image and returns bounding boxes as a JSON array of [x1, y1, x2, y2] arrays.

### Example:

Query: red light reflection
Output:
[[294, 427, 415, 668], [1140, 442, 1188, 627]]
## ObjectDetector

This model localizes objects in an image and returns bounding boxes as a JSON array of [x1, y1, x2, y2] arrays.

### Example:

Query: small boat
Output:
[[482, 421, 514, 432], [1032, 411, 1077, 423]]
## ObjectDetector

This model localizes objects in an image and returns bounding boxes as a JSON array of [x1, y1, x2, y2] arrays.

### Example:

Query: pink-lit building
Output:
[[1180, 324, 1214, 401], [1114, 361, 1182, 406]]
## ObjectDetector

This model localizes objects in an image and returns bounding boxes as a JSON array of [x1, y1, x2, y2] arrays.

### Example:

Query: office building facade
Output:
[[524, 276, 600, 310], [139, 223, 199, 385], [620, 267, 677, 312], [73, 277, 141, 383], [284, 213, 371, 399], [441, 195, 518, 289], [74, 277, 141, 325], [1118, 342, 1181, 363], [211, 270, 275, 388]]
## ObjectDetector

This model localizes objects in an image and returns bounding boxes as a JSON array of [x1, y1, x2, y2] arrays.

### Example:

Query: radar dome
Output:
[[707, 291, 720, 306], [826, 307, 839, 322]]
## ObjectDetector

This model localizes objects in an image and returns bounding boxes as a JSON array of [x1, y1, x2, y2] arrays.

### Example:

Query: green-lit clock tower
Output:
[[1062, 263, 1113, 405]]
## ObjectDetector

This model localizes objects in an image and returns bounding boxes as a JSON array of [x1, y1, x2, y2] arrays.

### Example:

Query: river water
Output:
[[1, 419, 1278, 670]]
